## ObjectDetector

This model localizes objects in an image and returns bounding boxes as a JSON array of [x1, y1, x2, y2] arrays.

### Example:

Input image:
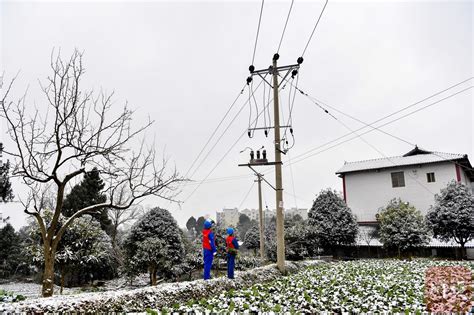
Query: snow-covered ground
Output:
[[1, 282, 77, 298], [0, 273, 153, 299], [0, 261, 321, 313]]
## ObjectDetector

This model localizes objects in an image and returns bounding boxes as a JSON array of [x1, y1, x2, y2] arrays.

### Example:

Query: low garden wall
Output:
[[0, 260, 322, 313]]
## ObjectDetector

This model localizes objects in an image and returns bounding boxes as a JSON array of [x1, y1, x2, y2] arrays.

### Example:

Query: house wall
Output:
[[344, 162, 467, 222]]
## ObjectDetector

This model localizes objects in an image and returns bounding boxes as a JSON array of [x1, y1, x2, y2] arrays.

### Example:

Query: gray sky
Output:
[[1, 0, 473, 230]]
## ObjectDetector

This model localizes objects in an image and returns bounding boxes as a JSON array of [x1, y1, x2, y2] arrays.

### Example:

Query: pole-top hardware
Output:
[[291, 69, 298, 79], [273, 53, 280, 61], [249, 65, 255, 73], [297, 57, 304, 64]]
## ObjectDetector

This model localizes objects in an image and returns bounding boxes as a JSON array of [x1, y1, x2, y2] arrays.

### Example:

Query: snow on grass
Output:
[[170, 259, 474, 313], [0, 260, 321, 313]]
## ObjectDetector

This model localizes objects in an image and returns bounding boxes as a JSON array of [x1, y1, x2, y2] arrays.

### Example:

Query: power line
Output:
[[305, 94, 474, 173], [277, 0, 295, 54], [301, 0, 329, 57], [187, 80, 264, 182], [182, 84, 246, 182], [239, 181, 256, 209], [184, 91, 275, 203], [287, 151, 298, 208], [285, 77, 474, 162], [287, 86, 473, 168], [304, 97, 436, 195], [185, 174, 253, 186], [252, 0, 265, 66]]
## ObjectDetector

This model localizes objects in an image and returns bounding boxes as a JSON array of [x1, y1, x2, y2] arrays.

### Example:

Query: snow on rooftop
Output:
[[336, 151, 466, 174]]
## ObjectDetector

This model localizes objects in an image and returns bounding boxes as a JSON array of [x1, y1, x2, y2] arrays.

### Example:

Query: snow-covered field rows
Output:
[[172, 259, 474, 313]]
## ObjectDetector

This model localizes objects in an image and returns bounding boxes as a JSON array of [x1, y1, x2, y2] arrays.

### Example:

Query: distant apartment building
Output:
[[216, 208, 239, 226], [285, 207, 308, 220], [216, 207, 308, 226]]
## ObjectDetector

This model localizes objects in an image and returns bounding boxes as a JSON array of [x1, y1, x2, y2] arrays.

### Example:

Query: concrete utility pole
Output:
[[241, 53, 301, 273], [271, 54, 285, 272], [256, 174, 265, 260]]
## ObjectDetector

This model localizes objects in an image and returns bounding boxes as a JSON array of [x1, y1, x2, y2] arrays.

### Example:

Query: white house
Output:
[[336, 147, 474, 224]]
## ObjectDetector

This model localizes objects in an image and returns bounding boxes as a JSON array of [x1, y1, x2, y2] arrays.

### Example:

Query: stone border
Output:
[[1, 260, 322, 313]]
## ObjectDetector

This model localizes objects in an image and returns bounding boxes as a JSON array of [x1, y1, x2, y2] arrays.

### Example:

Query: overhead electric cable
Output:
[[252, 0, 265, 65], [187, 80, 264, 182], [182, 84, 247, 182], [277, 0, 295, 54], [304, 97, 436, 195], [260, 80, 473, 178], [281, 76, 474, 162], [287, 86, 474, 168], [239, 181, 256, 209], [287, 152, 298, 208], [184, 92, 275, 203], [305, 92, 474, 173], [301, 0, 329, 57]]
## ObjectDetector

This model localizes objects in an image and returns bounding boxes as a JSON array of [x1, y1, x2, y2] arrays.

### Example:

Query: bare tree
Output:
[[0, 50, 184, 297]]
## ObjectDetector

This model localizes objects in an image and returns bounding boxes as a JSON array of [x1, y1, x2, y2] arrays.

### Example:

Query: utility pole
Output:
[[271, 54, 285, 272], [255, 173, 265, 260], [240, 53, 301, 273]]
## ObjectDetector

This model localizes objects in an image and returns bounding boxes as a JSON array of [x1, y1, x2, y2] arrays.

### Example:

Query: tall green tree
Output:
[[0, 223, 21, 278], [62, 168, 112, 234], [378, 198, 429, 256], [243, 225, 260, 255], [123, 208, 185, 285], [0, 144, 13, 202], [308, 189, 358, 254], [426, 181, 474, 259], [195, 216, 206, 234], [186, 216, 197, 236], [237, 213, 253, 240]]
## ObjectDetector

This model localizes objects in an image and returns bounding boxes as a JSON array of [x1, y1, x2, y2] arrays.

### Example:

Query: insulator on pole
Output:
[[273, 53, 280, 61], [249, 65, 255, 73], [250, 150, 255, 160], [290, 128, 294, 134], [246, 76, 253, 85], [262, 149, 267, 160], [297, 57, 304, 64], [256, 150, 261, 159], [264, 129, 268, 137], [291, 70, 298, 78], [248, 130, 251, 138]]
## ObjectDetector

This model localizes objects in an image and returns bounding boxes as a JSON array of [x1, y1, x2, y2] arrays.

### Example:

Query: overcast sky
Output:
[[1, 0, 473, 230]]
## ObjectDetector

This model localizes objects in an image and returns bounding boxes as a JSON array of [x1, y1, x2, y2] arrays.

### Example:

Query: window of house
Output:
[[391, 171, 405, 187], [427, 172, 436, 183]]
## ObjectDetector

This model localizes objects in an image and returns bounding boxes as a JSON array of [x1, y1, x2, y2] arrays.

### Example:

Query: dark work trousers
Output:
[[203, 249, 214, 280], [227, 253, 236, 279]]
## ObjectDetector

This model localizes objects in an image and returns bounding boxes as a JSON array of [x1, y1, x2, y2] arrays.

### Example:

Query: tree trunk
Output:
[[460, 242, 467, 260], [151, 266, 157, 286], [42, 247, 55, 297], [112, 224, 118, 249], [60, 266, 65, 295]]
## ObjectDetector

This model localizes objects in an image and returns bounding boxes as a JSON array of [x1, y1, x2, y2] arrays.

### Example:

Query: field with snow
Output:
[[172, 259, 474, 313]]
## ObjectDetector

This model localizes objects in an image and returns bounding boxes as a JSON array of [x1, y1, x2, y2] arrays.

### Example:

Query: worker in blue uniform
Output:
[[225, 227, 239, 279], [202, 219, 216, 280]]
